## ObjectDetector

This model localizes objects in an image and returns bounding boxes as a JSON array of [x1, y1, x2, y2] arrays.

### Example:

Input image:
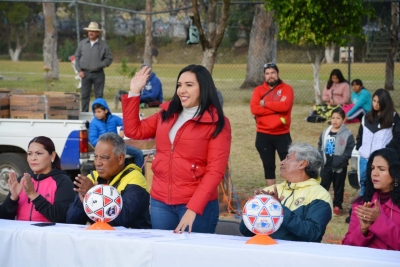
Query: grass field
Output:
[[1, 60, 399, 243], [1, 60, 400, 105]]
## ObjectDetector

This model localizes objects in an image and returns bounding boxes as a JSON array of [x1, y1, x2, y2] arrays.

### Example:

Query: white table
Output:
[[0, 219, 398, 267]]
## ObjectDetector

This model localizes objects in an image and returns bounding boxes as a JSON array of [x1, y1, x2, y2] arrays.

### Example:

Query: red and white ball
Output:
[[83, 185, 123, 223], [242, 194, 284, 235]]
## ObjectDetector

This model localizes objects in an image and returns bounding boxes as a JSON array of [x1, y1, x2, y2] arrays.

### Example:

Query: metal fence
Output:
[[1, 1, 400, 106]]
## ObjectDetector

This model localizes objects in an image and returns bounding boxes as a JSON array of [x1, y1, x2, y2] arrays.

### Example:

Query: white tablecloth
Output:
[[0, 219, 398, 267]]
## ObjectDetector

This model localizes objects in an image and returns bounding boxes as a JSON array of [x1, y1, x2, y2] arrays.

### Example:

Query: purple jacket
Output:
[[342, 192, 400, 250]]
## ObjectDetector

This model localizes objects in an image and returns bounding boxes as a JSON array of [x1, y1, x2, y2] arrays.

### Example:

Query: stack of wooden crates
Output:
[[0, 91, 80, 120]]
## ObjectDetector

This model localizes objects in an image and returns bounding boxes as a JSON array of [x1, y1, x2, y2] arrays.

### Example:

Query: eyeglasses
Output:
[[264, 62, 276, 69]]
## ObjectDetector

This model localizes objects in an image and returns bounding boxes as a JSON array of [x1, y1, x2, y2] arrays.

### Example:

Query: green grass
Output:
[[2, 61, 400, 106]]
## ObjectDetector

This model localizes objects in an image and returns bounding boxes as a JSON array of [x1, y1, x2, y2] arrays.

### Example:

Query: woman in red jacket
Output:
[[122, 64, 231, 234]]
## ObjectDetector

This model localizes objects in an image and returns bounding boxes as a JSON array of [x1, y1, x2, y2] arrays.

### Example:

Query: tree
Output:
[[43, 2, 59, 80], [191, 0, 231, 74], [384, 2, 399, 91], [0, 3, 39, 61], [143, 0, 153, 67], [265, 0, 373, 104], [240, 4, 276, 89]]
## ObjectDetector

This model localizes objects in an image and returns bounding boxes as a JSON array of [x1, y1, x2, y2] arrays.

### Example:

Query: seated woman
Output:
[[0, 136, 75, 223], [309, 69, 350, 122], [342, 148, 400, 250], [342, 79, 372, 123]]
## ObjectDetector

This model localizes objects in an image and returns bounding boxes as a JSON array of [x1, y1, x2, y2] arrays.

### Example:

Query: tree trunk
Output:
[[385, 2, 399, 91], [240, 4, 276, 89], [43, 2, 59, 80], [100, 0, 107, 41], [7, 26, 29, 62], [202, 48, 217, 73], [192, 0, 231, 74], [143, 0, 153, 67], [311, 50, 324, 104], [325, 44, 335, 64]]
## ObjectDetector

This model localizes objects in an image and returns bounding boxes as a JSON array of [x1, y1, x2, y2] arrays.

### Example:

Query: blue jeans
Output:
[[359, 157, 368, 196], [150, 197, 219, 233], [126, 145, 144, 169]]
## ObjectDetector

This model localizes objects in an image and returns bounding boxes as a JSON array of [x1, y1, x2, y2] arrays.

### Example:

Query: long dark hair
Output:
[[161, 64, 225, 138], [356, 148, 400, 208], [28, 136, 61, 170], [366, 89, 395, 128], [327, 69, 347, 89]]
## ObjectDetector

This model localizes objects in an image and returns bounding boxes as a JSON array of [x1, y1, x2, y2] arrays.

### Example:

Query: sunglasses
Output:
[[264, 62, 276, 68]]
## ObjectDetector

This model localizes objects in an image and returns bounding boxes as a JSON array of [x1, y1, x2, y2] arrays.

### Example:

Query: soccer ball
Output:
[[242, 194, 284, 235], [83, 185, 123, 223]]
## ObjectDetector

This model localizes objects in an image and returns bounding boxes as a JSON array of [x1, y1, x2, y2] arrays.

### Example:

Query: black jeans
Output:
[[320, 166, 347, 209], [255, 132, 292, 179]]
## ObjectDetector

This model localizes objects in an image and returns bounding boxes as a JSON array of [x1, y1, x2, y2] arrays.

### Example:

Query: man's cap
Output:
[[264, 62, 279, 73], [84, 22, 103, 32]]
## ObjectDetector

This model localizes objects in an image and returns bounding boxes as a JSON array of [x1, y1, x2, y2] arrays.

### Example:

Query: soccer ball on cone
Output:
[[83, 185, 123, 223], [242, 194, 284, 235]]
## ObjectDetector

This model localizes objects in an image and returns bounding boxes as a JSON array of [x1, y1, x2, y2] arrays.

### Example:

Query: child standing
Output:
[[318, 108, 355, 216], [89, 98, 144, 170]]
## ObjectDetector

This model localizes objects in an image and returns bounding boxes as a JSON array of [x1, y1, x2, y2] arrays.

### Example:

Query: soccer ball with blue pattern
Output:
[[83, 185, 123, 223], [242, 194, 284, 235]]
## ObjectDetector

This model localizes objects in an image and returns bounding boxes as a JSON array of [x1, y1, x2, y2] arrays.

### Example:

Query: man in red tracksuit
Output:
[[250, 63, 294, 186]]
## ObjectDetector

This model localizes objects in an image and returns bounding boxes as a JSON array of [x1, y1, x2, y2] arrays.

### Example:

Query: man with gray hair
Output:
[[66, 132, 151, 229], [240, 142, 333, 242]]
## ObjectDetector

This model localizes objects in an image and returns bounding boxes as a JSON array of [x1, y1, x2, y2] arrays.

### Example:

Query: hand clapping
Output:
[[8, 171, 23, 201], [129, 65, 151, 95], [73, 174, 96, 202], [355, 200, 380, 235]]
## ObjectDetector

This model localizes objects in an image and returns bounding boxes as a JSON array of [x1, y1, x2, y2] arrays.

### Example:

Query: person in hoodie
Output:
[[318, 108, 355, 216], [89, 98, 144, 169], [0, 136, 75, 223], [139, 64, 163, 107], [66, 132, 151, 229], [250, 62, 294, 187], [356, 88, 400, 196], [239, 142, 333, 242]]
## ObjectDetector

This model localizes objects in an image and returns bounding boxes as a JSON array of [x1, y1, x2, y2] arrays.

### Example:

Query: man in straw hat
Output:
[[74, 22, 113, 112]]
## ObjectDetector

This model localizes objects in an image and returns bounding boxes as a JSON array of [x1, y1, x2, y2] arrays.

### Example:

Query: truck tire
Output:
[[0, 153, 30, 204]]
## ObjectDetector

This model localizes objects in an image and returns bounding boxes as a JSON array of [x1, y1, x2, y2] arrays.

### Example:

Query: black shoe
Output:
[[345, 216, 350, 223]]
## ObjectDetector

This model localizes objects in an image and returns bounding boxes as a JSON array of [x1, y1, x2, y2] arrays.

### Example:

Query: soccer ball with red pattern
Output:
[[83, 185, 123, 223], [242, 194, 284, 235]]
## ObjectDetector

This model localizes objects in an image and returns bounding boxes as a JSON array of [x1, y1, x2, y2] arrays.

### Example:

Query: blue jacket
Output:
[[140, 72, 163, 102], [240, 178, 332, 242], [66, 164, 151, 229], [89, 98, 123, 147], [347, 88, 371, 117]]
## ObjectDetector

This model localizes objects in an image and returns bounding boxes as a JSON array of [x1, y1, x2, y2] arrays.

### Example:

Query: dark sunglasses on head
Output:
[[264, 62, 276, 68]]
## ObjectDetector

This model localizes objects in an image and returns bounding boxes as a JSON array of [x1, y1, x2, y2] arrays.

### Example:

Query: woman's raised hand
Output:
[[130, 65, 151, 95], [8, 171, 23, 201]]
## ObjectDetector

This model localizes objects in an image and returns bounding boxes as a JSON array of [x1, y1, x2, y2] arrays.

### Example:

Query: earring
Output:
[[51, 159, 54, 163], [395, 179, 399, 187]]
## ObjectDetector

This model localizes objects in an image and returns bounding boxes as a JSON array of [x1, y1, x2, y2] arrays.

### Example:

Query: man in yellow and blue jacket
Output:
[[240, 142, 332, 242], [66, 132, 151, 229]]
